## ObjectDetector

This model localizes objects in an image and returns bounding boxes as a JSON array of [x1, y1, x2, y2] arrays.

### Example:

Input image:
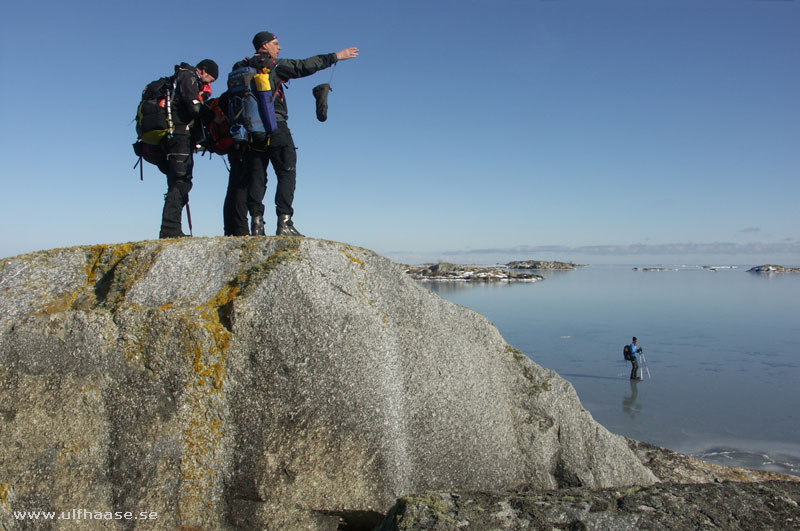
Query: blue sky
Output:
[[1, 0, 798, 265]]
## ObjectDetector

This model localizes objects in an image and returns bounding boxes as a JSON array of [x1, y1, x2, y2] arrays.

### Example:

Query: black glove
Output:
[[312, 83, 331, 122]]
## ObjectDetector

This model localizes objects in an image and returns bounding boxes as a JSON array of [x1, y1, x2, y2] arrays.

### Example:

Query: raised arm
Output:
[[275, 47, 360, 80]]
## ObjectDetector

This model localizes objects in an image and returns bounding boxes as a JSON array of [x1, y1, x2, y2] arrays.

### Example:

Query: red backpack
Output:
[[202, 97, 235, 155]]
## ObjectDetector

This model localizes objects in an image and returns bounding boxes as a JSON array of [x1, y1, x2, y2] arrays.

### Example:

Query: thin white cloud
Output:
[[441, 241, 800, 256]]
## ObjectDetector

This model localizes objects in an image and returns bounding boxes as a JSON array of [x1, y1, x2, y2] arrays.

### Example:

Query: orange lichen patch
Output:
[[205, 281, 241, 316]]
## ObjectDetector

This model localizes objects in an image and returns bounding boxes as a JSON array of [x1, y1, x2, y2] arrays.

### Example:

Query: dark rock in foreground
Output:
[[507, 260, 581, 270], [377, 481, 800, 530], [404, 262, 543, 282], [748, 264, 800, 273], [375, 440, 800, 530]]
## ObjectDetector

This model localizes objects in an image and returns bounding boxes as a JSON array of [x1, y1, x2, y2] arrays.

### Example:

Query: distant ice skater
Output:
[[625, 337, 646, 380]]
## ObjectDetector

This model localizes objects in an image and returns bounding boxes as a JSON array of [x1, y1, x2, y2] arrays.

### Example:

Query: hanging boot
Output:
[[276, 214, 304, 237]]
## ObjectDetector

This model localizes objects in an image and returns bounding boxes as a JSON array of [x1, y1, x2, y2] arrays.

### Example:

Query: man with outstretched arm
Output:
[[222, 31, 358, 237]]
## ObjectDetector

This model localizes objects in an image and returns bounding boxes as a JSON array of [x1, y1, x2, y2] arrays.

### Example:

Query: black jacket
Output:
[[171, 63, 204, 135], [240, 53, 338, 122]]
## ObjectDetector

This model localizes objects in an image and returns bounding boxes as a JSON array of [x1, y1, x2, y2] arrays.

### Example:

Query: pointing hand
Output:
[[336, 47, 359, 61]]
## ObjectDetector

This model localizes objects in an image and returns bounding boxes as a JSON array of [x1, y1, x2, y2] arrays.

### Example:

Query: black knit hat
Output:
[[196, 59, 219, 80], [253, 31, 277, 51]]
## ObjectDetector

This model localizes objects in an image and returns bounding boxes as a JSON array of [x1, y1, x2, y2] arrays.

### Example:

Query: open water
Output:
[[424, 264, 800, 476]]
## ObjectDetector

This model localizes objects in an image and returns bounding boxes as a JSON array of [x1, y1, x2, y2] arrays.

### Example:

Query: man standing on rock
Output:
[[629, 337, 644, 380], [222, 31, 359, 237], [159, 59, 219, 238]]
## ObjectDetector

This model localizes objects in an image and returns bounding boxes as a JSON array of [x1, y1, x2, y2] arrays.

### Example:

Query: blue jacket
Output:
[[630, 343, 642, 360]]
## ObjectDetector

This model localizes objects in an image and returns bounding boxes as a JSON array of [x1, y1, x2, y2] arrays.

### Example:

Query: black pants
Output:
[[222, 122, 297, 236], [630, 357, 640, 379], [222, 151, 261, 236], [159, 135, 193, 238]]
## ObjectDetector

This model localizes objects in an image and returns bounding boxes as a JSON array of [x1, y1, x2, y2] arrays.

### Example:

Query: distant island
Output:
[[403, 262, 543, 282], [507, 260, 583, 270], [748, 264, 800, 273]]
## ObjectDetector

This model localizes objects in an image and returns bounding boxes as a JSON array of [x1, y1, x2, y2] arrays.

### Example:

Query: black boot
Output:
[[159, 178, 192, 239], [276, 214, 304, 237], [251, 215, 265, 236], [159, 190, 187, 238]]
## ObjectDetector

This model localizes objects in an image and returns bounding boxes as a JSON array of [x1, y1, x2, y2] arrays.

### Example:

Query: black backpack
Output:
[[132, 76, 175, 180], [133, 65, 195, 179], [135, 75, 176, 146], [623, 344, 633, 361]]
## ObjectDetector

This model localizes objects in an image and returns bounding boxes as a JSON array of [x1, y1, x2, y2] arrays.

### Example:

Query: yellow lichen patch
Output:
[[206, 282, 240, 310], [32, 242, 147, 316], [84, 245, 109, 284], [37, 290, 82, 315], [181, 310, 230, 394], [0, 483, 11, 503], [109, 242, 134, 262], [174, 304, 232, 526], [83, 242, 134, 285], [341, 249, 363, 266]]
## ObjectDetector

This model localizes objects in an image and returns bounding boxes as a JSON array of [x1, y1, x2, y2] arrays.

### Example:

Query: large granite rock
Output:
[[0, 237, 654, 529]]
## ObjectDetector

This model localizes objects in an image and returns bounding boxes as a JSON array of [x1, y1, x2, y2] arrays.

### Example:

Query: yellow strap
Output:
[[247, 138, 270, 152]]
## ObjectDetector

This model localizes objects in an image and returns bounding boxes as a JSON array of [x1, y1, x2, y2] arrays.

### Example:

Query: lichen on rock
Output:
[[1, 237, 656, 529]]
